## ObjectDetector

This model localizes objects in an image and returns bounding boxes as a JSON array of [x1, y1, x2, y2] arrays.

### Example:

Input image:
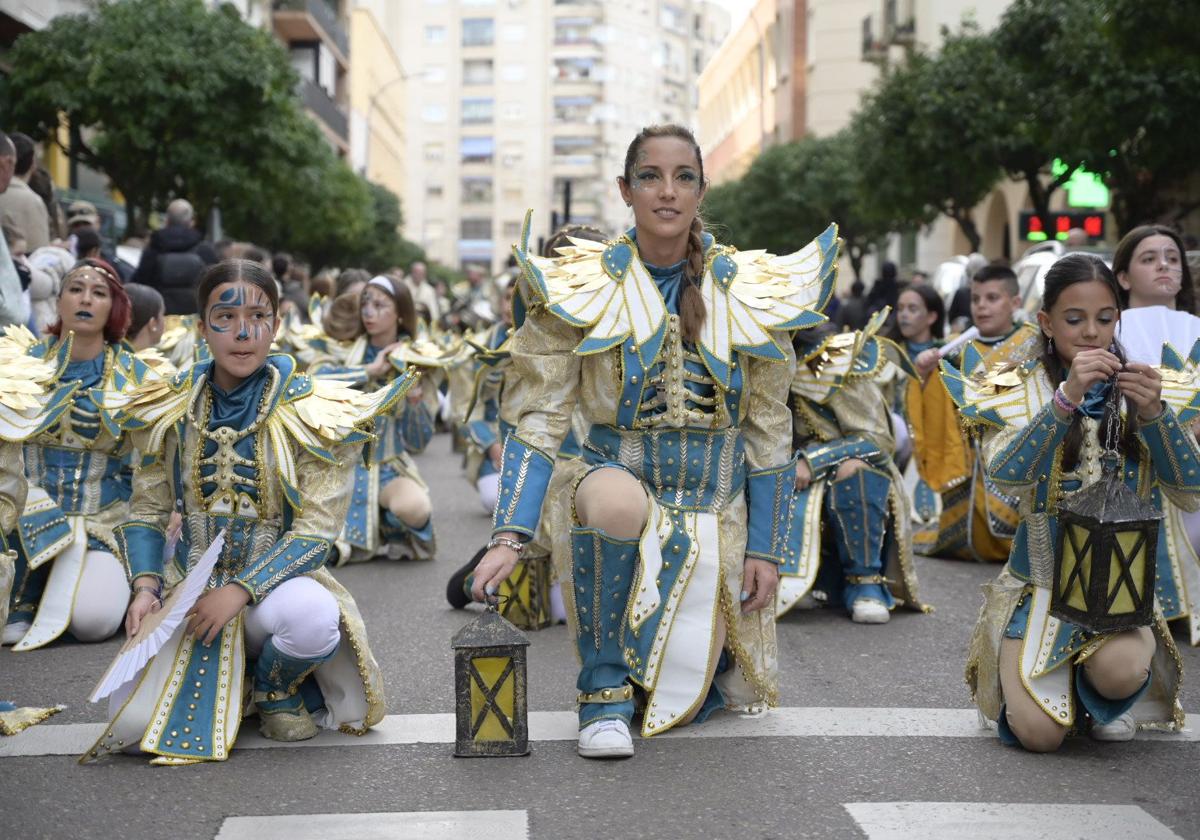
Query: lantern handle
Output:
[[484, 593, 510, 613], [1101, 370, 1124, 473]]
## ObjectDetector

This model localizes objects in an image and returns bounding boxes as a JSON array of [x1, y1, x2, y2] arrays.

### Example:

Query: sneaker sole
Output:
[[577, 744, 635, 759]]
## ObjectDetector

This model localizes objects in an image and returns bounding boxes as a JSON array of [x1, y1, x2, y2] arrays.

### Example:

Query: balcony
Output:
[[883, 0, 915, 46], [301, 78, 348, 144], [273, 0, 349, 66], [861, 15, 887, 64]]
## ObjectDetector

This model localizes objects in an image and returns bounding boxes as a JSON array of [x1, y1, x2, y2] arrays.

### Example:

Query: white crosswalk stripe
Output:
[[844, 802, 1184, 840], [3, 706, 1196, 758], [214, 810, 528, 840]]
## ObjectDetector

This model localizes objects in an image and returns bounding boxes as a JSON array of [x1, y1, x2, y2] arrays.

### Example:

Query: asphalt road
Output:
[[2, 435, 1198, 840]]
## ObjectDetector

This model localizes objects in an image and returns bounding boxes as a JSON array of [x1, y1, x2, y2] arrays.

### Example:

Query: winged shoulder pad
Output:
[[0, 327, 78, 441], [1158, 338, 1200, 424], [940, 357, 1047, 429], [99, 354, 191, 458], [698, 224, 839, 386]]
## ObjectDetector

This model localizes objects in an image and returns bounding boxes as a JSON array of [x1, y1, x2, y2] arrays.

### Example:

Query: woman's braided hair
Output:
[[622, 124, 707, 343]]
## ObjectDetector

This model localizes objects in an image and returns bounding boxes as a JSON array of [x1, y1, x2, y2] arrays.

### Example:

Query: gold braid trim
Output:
[[717, 568, 779, 708]]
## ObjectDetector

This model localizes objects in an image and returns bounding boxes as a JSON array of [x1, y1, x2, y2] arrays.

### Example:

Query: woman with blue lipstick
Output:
[[86, 260, 409, 763], [311, 275, 437, 563], [3, 259, 138, 651], [469, 124, 836, 758]]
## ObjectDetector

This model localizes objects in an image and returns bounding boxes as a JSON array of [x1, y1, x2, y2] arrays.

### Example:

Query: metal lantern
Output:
[[451, 605, 530, 757], [497, 555, 553, 631], [1052, 388, 1163, 632]]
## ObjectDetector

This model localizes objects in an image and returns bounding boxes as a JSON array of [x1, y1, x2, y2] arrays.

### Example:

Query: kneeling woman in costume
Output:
[[776, 318, 926, 624], [85, 261, 411, 764], [951, 255, 1198, 751], [471, 125, 835, 758], [4, 260, 137, 651], [311, 276, 436, 562]]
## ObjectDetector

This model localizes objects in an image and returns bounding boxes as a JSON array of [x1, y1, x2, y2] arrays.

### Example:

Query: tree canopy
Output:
[[0, 0, 432, 273]]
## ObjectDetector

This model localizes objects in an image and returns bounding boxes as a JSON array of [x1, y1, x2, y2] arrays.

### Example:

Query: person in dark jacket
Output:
[[130, 198, 217, 314], [836, 280, 870, 331], [866, 261, 900, 315]]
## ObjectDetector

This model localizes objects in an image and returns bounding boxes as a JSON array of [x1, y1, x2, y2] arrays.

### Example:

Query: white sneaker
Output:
[[577, 719, 634, 759], [851, 599, 891, 624], [2, 621, 30, 646], [1090, 711, 1137, 742]]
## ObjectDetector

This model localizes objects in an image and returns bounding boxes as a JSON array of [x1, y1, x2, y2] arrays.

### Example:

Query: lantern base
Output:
[[453, 744, 531, 758], [1048, 605, 1154, 635]]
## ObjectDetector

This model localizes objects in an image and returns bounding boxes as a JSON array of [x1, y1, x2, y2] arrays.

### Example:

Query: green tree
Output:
[[703, 133, 893, 281], [0, 0, 311, 234], [851, 50, 998, 252]]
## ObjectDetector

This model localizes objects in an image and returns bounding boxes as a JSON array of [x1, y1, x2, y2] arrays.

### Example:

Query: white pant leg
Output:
[[243, 576, 340, 660], [68, 551, 128, 643], [476, 472, 500, 512], [890, 411, 912, 467]]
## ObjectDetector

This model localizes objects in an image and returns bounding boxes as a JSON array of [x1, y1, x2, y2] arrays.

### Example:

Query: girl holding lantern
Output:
[[945, 254, 1200, 752], [469, 124, 835, 758]]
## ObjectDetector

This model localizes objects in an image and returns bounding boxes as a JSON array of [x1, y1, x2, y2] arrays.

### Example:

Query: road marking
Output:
[[844, 802, 1184, 840], [214, 810, 528, 840], [3, 707, 1196, 758]]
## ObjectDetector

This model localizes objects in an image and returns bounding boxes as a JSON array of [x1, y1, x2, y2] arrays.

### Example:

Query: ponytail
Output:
[[679, 216, 707, 344]]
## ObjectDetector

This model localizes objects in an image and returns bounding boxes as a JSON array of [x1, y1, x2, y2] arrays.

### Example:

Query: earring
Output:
[[1047, 337, 1055, 356]]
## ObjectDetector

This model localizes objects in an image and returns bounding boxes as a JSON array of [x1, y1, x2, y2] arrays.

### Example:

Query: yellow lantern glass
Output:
[[452, 607, 530, 757], [498, 556, 553, 630]]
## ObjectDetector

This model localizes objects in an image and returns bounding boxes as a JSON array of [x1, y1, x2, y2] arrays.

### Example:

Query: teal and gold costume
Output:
[[891, 338, 943, 531], [311, 335, 440, 562], [5, 332, 145, 651], [82, 353, 415, 764], [946, 347, 1200, 741], [912, 322, 1040, 560], [496, 212, 836, 735], [776, 316, 926, 618], [0, 328, 77, 731]]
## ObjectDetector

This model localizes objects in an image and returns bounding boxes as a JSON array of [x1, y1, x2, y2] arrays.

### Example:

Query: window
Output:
[[463, 59, 494, 85], [554, 56, 598, 82], [553, 136, 598, 166], [500, 102, 524, 121], [425, 25, 446, 45], [462, 97, 494, 124], [423, 142, 444, 163], [659, 4, 686, 34], [502, 221, 522, 239], [554, 16, 596, 45], [462, 177, 494, 203], [426, 183, 444, 199], [500, 64, 526, 83], [460, 136, 495, 165], [289, 45, 317, 84], [423, 219, 445, 242], [462, 18, 494, 47], [502, 185, 522, 203], [461, 218, 492, 239], [553, 95, 596, 123], [421, 104, 447, 122], [500, 143, 523, 168], [422, 64, 447, 83]]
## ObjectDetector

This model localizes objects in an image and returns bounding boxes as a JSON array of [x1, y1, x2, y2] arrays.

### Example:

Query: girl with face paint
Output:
[[309, 275, 437, 563], [3, 260, 136, 652], [468, 124, 838, 758], [87, 260, 414, 762]]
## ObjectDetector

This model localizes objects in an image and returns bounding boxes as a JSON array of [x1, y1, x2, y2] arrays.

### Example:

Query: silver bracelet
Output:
[[487, 536, 525, 555], [132, 584, 163, 608]]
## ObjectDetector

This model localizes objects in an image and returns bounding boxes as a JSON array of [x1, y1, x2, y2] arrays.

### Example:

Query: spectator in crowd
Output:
[[1065, 227, 1089, 248], [910, 270, 929, 285], [274, 252, 308, 317], [836, 280, 870, 332], [65, 199, 100, 233], [0, 133, 50, 252], [130, 197, 218, 315], [242, 244, 271, 269], [948, 252, 988, 332], [26, 243, 74, 334], [0, 133, 29, 327], [336, 267, 370, 298], [123, 283, 166, 351], [74, 226, 102, 261], [405, 260, 440, 322], [309, 268, 335, 299], [867, 260, 900, 315], [27, 167, 64, 241]]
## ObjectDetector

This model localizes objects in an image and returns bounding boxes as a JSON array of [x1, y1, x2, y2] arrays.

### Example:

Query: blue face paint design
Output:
[[207, 285, 246, 334]]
